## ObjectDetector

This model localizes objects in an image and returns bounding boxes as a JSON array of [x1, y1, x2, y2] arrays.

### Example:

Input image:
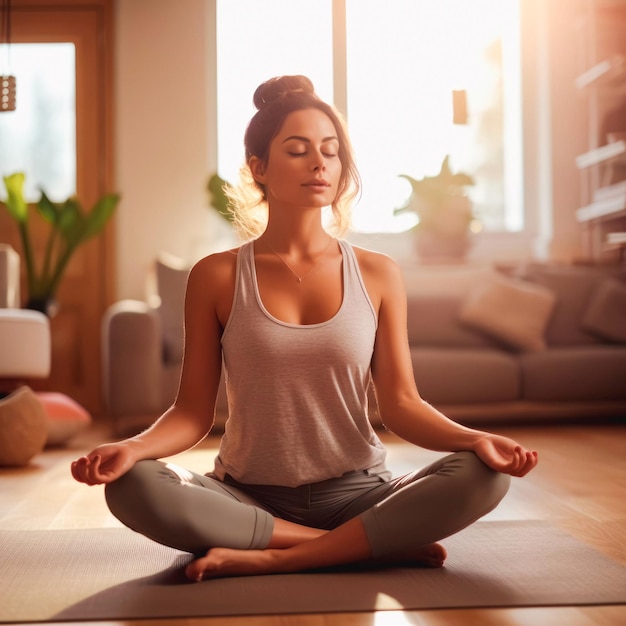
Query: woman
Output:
[[72, 75, 537, 581]]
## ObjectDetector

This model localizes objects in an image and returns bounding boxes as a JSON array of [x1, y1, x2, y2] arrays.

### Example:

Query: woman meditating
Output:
[[71, 75, 537, 581]]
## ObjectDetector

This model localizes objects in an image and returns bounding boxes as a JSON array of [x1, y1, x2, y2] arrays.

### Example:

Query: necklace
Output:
[[265, 237, 334, 283]]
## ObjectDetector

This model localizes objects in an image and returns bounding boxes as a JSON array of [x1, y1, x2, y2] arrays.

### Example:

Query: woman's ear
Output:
[[249, 157, 267, 184]]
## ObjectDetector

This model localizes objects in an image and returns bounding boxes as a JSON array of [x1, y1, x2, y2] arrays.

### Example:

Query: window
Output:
[[0, 43, 76, 201], [216, 0, 522, 234], [216, 0, 333, 185]]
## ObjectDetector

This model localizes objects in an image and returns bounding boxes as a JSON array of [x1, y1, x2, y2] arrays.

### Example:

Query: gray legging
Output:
[[105, 451, 510, 559]]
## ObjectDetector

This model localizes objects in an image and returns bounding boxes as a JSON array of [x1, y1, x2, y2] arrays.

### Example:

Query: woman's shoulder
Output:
[[191, 245, 246, 274], [350, 243, 402, 280], [185, 246, 247, 324], [349, 243, 405, 307], [187, 246, 244, 292]]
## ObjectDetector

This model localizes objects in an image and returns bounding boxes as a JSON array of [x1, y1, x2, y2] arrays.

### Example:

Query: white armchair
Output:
[[0, 244, 51, 385]]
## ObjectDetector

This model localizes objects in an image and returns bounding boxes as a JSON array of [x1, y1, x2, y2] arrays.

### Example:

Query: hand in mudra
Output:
[[71, 442, 136, 486], [473, 434, 538, 477]]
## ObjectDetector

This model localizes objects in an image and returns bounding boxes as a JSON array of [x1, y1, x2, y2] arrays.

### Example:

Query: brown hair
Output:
[[228, 75, 360, 239]]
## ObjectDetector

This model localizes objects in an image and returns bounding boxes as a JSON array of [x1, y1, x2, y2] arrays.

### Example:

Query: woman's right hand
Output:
[[70, 253, 230, 488], [70, 441, 138, 486]]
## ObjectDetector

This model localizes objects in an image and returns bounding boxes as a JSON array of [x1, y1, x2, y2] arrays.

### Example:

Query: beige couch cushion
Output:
[[582, 278, 626, 343], [407, 295, 502, 348], [520, 347, 626, 401], [412, 348, 520, 405], [524, 264, 625, 346], [458, 276, 556, 352]]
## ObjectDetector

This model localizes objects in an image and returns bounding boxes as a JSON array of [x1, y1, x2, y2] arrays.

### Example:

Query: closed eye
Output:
[[288, 151, 337, 158]]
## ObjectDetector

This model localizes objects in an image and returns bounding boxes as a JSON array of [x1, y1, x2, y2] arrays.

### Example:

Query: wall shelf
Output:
[[576, 140, 626, 168], [576, 0, 626, 262], [577, 195, 626, 221], [606, 231, 626, 245], [575, 54, 625, 89]]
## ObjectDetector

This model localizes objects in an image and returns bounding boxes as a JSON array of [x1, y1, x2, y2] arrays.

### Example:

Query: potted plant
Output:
[[207, 172, 235, 223], [1, 172, 120, 315], [394, 155, 476, 262]]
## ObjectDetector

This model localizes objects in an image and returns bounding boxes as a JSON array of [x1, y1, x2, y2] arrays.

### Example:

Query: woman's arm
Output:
[[124, 252, 229, 456], [71, 251, 236, 485], [360, 250, 537, 477]]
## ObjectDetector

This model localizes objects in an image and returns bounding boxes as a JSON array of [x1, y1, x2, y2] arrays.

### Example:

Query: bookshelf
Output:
[[575, 0, 626, 261]]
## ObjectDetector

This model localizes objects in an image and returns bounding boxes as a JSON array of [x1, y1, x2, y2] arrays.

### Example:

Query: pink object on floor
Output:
[[36, 392, 92, 447]]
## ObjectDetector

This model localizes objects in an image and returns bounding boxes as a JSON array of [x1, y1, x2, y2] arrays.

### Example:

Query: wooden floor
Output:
[[1, 420, 625, 626]]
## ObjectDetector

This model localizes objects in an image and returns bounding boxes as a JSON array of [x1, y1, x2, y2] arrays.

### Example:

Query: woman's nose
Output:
[[312, 154, 326, 171]]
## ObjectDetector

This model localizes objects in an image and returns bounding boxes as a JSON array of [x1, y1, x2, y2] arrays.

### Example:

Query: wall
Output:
[[114, 0, 587, 301], [519, 0, 587, 263], [115, 0, 233, 300], [544, 0, 588, 261]]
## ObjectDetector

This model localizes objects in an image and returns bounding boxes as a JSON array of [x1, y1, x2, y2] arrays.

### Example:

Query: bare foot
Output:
[[380, 542, 447, 568], [186, 548, 285, 581], [185, 542, 447, 582]]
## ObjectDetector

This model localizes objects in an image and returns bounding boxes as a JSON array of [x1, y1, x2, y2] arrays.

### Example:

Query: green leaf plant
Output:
[[1, 172, 120, 309], [207, 173, 235, 223], [394, 155, 475, 234]]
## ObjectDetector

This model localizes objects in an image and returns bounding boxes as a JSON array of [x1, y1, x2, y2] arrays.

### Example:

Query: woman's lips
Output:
[[302, 179, 330, 189]]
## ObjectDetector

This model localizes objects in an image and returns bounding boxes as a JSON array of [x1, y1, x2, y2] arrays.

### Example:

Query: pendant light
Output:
[[1, 0, 16, 112]]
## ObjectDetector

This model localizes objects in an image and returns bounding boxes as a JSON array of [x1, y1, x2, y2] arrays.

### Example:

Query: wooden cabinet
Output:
[[575, 0, 626, 261]]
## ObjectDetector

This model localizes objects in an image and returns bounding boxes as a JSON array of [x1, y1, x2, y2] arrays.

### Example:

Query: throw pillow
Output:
[[582, 278, 626, 343], [458, 276, 556, 351], [36, 392, 92, 446], [155, 254, 190, 363]]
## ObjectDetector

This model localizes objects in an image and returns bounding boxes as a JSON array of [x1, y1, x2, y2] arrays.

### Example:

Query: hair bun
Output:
[[253, 75, 316, 110]]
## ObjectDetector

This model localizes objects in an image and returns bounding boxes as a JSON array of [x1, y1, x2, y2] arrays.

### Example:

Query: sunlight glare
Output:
[[347, 0, 516, 233], [373, 608, 415, 626], [217, 0, 332, 186], [216, 0, 520, 234], [0, 43, 76, 201]]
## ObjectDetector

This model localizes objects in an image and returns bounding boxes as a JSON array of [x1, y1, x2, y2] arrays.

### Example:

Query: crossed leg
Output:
[[105, 451, 507, 582], [185, 516, 447, 581], [183, 451, 506, 581]]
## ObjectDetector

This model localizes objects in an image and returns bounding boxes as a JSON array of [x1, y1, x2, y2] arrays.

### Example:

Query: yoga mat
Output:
[[1, 521, 625, 622]]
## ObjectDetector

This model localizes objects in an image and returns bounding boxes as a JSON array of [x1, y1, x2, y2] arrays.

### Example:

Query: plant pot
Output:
[[412, 194, 474, 263], [25, 297, 59, 318], [414, 229, 472, 264]]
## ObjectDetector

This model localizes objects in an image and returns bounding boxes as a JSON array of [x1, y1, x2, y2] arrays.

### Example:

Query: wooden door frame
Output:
[[2, 0, 115, 414], [9, 0, 116, 305]]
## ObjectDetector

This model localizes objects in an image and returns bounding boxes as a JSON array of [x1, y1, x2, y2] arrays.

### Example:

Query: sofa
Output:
[[102, 256, 228, 435], [376, 262, 626, 425], [102, 256, 626, 434]]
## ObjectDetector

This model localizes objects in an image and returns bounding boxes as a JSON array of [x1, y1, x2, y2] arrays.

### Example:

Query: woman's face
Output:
[[251, 108, 342, 211]]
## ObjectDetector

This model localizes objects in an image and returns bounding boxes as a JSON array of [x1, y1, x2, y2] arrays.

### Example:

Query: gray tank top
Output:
[[214, 239, 388, 487]]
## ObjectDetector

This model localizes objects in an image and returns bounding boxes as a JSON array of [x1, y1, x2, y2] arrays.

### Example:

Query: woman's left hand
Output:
[[473, 434, 538, 477]]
